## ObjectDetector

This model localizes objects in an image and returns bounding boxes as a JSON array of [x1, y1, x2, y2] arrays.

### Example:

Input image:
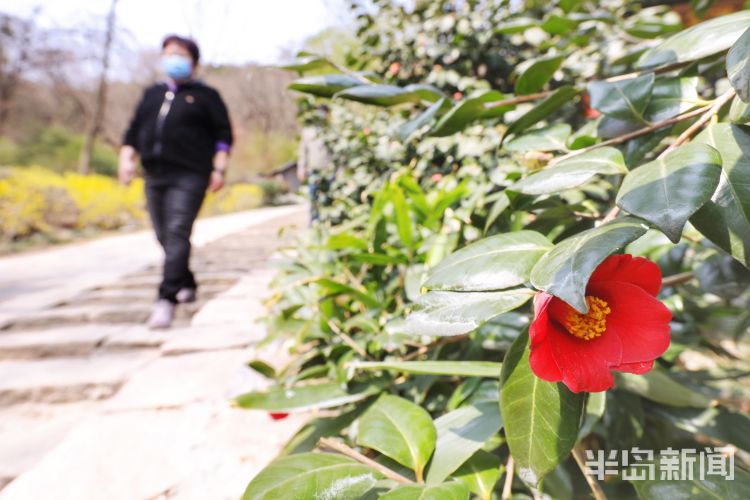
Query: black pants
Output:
[[144, 170, 209, 303]]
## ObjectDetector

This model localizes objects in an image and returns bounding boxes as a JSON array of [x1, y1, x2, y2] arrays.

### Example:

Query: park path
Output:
[[0, 204, 309, 499]]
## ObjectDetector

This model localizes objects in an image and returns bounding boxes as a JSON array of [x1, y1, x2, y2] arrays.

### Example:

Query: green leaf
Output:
[[510, 147, 627, 195], [235, 382, 378, 412], [529, 217, 648, 313], [278, 56, 335, 73], [288, 74, 364, 97], [630, 454, 750, 500], [500, 330, 585, 485], [638, 10, 750, 68], [357, 394, 437, 480], [282, 409, 362, 455], [404, 289, 535, 337], [391, 185, 413, 249], [426, 402, 503, 484], [379, 482, 469, 500], [729, 95, 750, 123], [541, 14, 579, 35], [335, 84, 443, 106], [650, 404, 750, 453], [579, 391, 606, 439], [614, 368, 713, 408], [514, 55, 565, 95], [424, 231, 552, 292], [587, 73, 654, 124], [729, 27, 750, 102], [399, 98, 448, 141], [349, 361, 502, 378], [645, 77, 700, 122], [247, 360, 276, 379], [453, 451, 501, 500], [242, 453, 379, 499], [503, 85, 580, 142], [431, 91, 511, 137], [314, 278, 381, 309], [505, 124, 572, 152], [616, 143, 722, 242], [691, 123, 750, 267], [495, 18, 539, 35]]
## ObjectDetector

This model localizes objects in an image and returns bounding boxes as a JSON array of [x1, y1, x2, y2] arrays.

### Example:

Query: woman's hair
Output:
[[161, 35, 200, 64]]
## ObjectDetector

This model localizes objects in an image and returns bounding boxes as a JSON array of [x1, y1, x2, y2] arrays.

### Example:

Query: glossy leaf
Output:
[[511, 147, 627, 195], [505, 124, 571, 152], [453, 451, 501, 500], [314, 278, 381, 309], [357, 394, 436, 480], [242, 453, 379, 499], [349, 361, 502, 378], [691, 123, 750, 267], [638, 10, 750, 68], [424, 230, 552, 292], [379, 482, 469, 500], [335, 84, 443, 106], [503, 85, 580, 142], [431, 91, 512, 137], [650, 405, 750, 453], [616, 143, 722, 242], [500, 330, 585, 485], [645, 77, 700, 122], [514, 55, 565, 95], [399, 98, 448, 141], [614, 369, 712, 408], [729, 95, 750, 123], [426, 402, 503, 484], [279, 56, 335, 73], [404, 289, 535, 337], [288, 74, 364, 98], [629, 455, 750, 500], [530, 217, 648, 313], [235, 382, 378, 412], [587, 73, 654, 123]]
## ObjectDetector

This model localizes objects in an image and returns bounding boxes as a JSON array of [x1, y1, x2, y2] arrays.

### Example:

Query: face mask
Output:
[[162, 55, 193, 81]]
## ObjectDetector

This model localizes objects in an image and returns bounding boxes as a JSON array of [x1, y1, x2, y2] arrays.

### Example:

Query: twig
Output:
[[318, 437, 414, 484], [603, 61, 692, 82], [550, 103, 711, 166], [501, 455, 514, 500], [572, 447, 608, 500], [327, 320, 373, 360], [658, 89, 736, 158], [402, 334, 469, 361], [662, 271, 695, 287], [597, 90, 735, 226], [484, 90, 554, 110]]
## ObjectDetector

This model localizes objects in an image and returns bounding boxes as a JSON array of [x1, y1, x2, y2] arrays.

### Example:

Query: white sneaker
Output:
[[147, 299, 175, 329], [176, 288, 197, 304]]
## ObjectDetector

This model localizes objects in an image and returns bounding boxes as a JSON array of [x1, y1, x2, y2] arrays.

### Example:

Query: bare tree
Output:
[[0, 11, 38, 135], [78, 0, 118, 174]]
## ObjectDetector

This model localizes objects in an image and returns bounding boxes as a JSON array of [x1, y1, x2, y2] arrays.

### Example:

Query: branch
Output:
[[658, 88, 735, 158], [501, 455, 514, 500], [550, 103, 711, 166], [484, 90, 553, 110], [572, 447, 608, 500], [327, 320, 373, 360], [662, 271, 695, 287], [602, 61, 692, 83], [318, 437, 414, 484]]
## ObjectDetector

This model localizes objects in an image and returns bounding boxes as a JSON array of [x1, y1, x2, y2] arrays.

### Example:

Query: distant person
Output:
[[118, 35, 233, 329], [297, 105, 331, 221]]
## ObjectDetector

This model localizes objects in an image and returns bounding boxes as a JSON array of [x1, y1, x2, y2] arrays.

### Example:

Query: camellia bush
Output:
[[238, 1, 750, 498]]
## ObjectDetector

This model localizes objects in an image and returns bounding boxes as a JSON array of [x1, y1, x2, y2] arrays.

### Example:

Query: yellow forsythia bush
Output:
[[0, 166, 264, 244]]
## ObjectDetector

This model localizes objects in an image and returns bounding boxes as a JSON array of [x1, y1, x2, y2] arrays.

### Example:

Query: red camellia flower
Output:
[[269, 412, 289, 420], [529, 254, 672, 393]]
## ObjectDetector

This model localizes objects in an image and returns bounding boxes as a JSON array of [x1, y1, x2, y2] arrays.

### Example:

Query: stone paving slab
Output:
[[106, 349, 264, 411], [0, 404, 307, 500], [0, 325, 121, 360], [0, 351, 159, 406]]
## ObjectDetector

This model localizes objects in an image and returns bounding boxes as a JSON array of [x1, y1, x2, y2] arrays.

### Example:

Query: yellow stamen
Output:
[[563, 296, 611, 341]]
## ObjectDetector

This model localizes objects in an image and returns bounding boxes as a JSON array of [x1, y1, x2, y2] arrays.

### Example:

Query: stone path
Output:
[[0, 205, 309, 499]]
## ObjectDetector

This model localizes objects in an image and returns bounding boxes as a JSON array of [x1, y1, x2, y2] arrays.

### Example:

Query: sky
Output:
[[1, 0, 352, 65]]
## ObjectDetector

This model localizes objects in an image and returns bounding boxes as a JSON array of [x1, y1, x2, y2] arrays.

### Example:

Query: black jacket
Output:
[[123, 80, 233, 175]]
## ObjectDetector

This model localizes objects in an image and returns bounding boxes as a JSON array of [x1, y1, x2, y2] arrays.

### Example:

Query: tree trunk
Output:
[[78, 0, 118, 175]]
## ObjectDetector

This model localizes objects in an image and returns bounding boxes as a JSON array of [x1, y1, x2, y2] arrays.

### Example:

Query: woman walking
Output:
[[118, 35, 233, 329]]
